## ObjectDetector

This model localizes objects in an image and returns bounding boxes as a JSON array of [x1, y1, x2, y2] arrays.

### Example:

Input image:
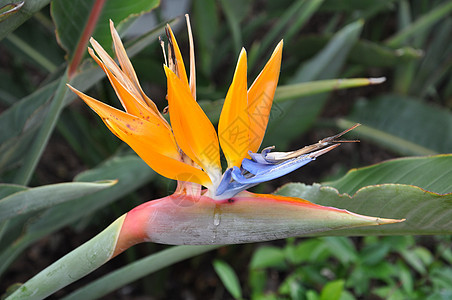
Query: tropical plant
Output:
[[0, 0, 451, 299]]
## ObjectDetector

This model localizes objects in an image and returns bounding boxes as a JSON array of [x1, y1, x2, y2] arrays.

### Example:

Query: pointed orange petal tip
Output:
[[219, 48, 250, 168], [164, 65, 221, 180], [166, 24, 190, 87], [247, 41, 283, 153]]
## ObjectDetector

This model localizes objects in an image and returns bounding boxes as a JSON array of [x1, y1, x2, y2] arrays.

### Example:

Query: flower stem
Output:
[[68, 0, 106, 78]]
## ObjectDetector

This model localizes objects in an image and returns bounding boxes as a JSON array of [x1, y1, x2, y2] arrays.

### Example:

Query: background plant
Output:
[[0, 0, 451, 299]]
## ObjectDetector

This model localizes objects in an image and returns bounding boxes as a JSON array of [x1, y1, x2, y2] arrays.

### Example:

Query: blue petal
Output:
[[215, 153, 314, 198], [241, 158, 275, 174], [232, 155, 314, 184], [215, 167, 255, 199], [248, 148, 274, 164]]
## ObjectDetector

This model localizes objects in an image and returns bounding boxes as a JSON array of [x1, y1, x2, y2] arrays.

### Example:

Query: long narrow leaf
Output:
[[0, 181, 116, 222], [0, 155, 154, 276], [62, 245, 220, 300], [339, 95, 452, 155], [13, 71, 69, 185], [385, 1, 452, 48]]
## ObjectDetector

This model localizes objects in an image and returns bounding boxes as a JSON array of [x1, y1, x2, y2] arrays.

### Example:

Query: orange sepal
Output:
[[89, 48, 165, 127], [68, 85, 212, 186], [108, 20, 160, 113], [164, 66, 221, 180], [218, 48, 250, 168], [247, 40, 283, 153], [166, 25, 190, 89]]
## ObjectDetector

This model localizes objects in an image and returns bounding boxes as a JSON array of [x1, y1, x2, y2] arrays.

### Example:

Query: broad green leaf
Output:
[[276, 155, 452, 235], [326, 155, 452, 195], [263, 20, 363, 149], [276, 182, 452, 235], [213, 259, 243, 299], [51, 0, 159, 58], [0, 155, 154, 276], [338, 95, 452, 156], [0, 181, 116, 222], [0, 0, 50, 41]]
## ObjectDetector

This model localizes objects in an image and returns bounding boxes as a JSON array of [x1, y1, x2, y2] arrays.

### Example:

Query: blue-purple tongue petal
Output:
[[215, 124, 360, 200], [215, 146, 338, 199], [235, 156, 314, 184]]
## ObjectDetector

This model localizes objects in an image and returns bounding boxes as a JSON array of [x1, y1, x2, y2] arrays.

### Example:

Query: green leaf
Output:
[[0, 181, 116, 222], [248, 0, 323, 70], [410, 17, 452, 98], [193, 0, 219, 76], [339, 95, 452, 156], [0, 155, 154, 276], [250, 246, 286, 269], [320, 280, 345, 300], [320, 0, 396, 13], [278, 182, 452, 236], [200, 77, 383, 124], [275, 78, 385, 103], [385, 1, 452, 48], [289, 35, 422, 68], [0, 0, 50, 41], [6, 215, 126, 300], [0, 184, 27, 199], [276, 155, 452, 235], [213, 259, 243, 299], [62, 245, 220, 300], [219, 0, 246, 54], [285, 239, 329, 264], [51, 0, 160, 58], [0, 81, 55, 175], [326, 154, 452, 195], [0, 2, 23, 23], [13, 71, 69, 185], [321, 237, 357, 265]]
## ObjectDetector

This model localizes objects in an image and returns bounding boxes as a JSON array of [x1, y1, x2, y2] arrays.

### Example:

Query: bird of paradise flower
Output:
[[7, 15, 404, 300]]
